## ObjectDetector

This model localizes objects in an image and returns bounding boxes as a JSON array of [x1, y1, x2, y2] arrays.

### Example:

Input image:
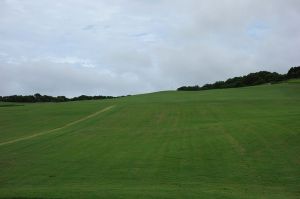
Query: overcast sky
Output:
[[1, 0, 300, 96]]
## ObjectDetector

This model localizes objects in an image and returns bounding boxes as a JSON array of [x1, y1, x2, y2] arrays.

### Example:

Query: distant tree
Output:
[[177, 85, 200, 91], [0, 94, 115, 103], [177, 66, 297, 91], [287, 66, 300, 79], [34, 93, 42, 102], [57, 96, 68, 102]]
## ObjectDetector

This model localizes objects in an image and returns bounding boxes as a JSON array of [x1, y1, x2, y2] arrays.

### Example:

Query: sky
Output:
[[1, 0, 300, 97]]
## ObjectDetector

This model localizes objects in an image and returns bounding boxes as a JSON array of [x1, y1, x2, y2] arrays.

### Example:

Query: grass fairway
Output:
[[0, 82, 300, 199]]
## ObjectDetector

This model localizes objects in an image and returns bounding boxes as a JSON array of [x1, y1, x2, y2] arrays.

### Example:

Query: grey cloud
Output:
[[0, 61, 154, 97], [0, 0, 299, 96]]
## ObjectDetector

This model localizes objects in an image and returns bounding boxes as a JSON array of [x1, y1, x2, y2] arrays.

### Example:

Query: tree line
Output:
[[177, 66, 300, 91], [0, 93, 115, 103]]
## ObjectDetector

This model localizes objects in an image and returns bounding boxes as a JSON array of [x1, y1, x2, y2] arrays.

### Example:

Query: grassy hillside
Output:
[[0, 82, 299, 199]]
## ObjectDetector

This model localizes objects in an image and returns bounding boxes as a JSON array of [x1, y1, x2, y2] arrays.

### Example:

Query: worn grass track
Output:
[[0, 105, 115, 147], [0, 82, 299, 199]]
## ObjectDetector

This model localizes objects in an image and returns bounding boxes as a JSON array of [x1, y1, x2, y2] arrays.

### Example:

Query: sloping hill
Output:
[[0, 82, 299, 199]]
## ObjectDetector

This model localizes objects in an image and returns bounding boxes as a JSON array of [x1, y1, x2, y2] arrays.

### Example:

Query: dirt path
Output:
[[0, 105, 115, 147]]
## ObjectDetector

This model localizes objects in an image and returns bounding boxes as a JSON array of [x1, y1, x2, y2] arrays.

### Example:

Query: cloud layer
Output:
[[1, 0, 300, 96]]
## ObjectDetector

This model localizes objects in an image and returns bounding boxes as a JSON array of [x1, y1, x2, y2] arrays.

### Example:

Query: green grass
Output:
[[0, 82, 299, 199]]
